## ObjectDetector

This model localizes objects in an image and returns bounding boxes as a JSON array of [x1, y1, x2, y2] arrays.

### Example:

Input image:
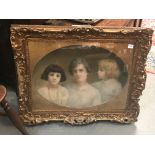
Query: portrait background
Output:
[[28, 39, 133, 112]]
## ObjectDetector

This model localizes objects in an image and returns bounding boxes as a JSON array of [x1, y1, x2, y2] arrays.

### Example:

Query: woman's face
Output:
[[72, 64, 88, 84], [48, 72, 61, 86]]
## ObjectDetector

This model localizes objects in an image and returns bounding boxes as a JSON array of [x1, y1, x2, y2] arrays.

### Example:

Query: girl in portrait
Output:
[[92, 59, 122, 103], [37, 64, 69, 106]]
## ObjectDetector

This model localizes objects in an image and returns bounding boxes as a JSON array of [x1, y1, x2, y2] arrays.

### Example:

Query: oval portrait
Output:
[[32, 45, 128, 109]]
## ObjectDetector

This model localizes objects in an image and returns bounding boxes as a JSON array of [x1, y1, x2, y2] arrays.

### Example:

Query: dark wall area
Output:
[[0, 20, 46, 88]]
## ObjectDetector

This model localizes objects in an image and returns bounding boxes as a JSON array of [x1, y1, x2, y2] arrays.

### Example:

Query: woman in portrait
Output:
[[37, 64, 69, 106], [65, 57, 102, 108], [92, 59, 122, 103]]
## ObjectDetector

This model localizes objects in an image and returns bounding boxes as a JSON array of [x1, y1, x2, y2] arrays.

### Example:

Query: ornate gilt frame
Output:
[[10, 25, 153, 125]]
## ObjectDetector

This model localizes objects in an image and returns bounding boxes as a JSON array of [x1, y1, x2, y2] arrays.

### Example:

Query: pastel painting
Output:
[[32, 45, 128, 110]]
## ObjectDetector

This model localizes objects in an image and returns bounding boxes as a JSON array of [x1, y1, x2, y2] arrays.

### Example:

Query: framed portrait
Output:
[[11, 25, 153, 125]]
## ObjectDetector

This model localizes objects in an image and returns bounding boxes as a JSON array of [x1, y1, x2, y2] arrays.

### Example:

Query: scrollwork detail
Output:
[[10, 25, 153, 125]]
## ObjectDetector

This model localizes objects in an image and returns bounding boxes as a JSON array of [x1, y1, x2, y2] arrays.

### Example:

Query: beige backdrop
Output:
[[27, 38, 134, 112]]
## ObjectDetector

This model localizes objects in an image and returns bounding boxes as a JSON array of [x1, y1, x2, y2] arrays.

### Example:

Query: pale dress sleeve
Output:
[[37, 87, 49, 101], [92, 81, 100, 90], [91, 89, 102, 106], [111, 81, 122, 96], [60, 87, 69, 106]]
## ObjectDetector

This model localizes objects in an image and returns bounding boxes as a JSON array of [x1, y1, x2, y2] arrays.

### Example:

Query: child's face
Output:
[[97, 66, 106, 80], [97, 61, 106, 80], [48, 72, 61, 86]]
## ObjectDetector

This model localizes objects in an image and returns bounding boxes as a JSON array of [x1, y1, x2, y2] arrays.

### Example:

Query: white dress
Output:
[[92, 78, 122, 103], [65, 82, 102, 108], [37, 85, 69, 106]]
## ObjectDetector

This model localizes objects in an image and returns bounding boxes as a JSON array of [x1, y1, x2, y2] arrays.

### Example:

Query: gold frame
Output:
[[10, 25, 153, 125]]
